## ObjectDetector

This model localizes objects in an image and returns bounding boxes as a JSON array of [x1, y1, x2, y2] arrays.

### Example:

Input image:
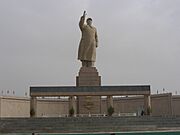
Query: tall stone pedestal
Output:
[[76, 67, 101, 114]]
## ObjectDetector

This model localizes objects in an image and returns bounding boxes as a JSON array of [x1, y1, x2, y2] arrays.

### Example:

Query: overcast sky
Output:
[[0, 0, 180, 96]]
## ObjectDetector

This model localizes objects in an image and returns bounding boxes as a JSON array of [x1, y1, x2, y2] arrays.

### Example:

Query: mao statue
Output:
[[78, 11, 98, 67]]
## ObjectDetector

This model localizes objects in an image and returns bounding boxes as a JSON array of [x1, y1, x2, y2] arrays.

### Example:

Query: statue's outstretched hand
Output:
[[96, 42, 98, 48], [83, 11, 86, 17]]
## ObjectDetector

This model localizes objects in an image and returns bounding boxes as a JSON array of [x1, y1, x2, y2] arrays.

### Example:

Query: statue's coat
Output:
[[78, 16, 98, 62]]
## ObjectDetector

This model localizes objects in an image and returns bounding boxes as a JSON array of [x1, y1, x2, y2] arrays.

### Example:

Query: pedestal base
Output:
[[76, 67, 101, 114]]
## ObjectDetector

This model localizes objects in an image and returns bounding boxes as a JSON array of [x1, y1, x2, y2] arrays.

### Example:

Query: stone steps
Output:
[[1, 116, 180, 133]]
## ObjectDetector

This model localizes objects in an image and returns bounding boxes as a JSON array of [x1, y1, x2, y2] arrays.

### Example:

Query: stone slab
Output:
[[30, 86, 150, 96]]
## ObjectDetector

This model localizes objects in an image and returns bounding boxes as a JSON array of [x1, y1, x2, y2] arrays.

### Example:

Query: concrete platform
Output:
[[1, 116, 180, 133]]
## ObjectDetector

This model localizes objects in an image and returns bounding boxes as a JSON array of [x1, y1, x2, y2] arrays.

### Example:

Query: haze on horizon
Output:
[[0, 0, 180, 96]]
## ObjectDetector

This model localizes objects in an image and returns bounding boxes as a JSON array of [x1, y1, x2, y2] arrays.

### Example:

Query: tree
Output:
[[69, 107, 75, 117], [108, 106, 114, 116], [30, 108, 35, 117], [147, 106, 152, 115]]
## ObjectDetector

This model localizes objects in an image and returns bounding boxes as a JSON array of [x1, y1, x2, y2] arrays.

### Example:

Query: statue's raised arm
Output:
[[83, 11, 86, 17], [79, 11, 86, 30]]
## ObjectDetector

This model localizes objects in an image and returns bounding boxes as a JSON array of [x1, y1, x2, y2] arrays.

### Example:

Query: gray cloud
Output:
[[0, 0, 179, 96]]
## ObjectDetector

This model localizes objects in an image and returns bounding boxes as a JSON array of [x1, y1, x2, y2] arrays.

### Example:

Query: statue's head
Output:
[[86, 18, 92, 26]]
